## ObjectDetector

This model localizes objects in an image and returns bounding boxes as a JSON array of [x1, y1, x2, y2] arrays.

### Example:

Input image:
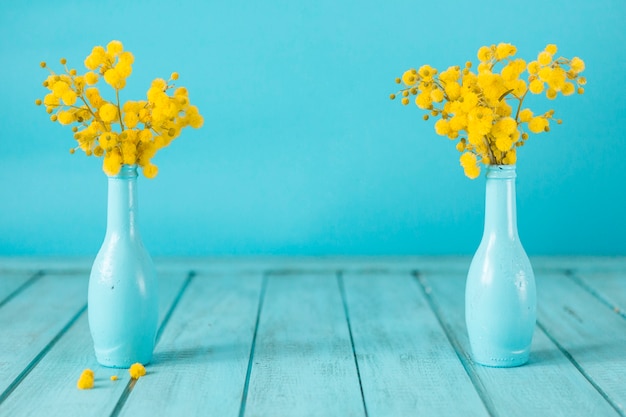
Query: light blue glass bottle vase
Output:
[[465, 165, 536, 367], [88, 164, 158, 368]]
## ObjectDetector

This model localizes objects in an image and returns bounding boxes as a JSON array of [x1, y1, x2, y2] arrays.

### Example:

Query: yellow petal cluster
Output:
[[37, 40, 204, 178], [77, 369, 94, 390], [391, 43, 585, 179], [129, 363, 147, 379]]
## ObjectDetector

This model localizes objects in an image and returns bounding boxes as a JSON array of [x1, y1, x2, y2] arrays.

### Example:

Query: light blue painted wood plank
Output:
[[244, 273, 365, 417], [0, 273, 88, 399], [571, 270, 626, 318], [0, 258, 92, 274], [531, 257, 626, 273], [2, 256, 623, 277], [422, 271, 621, 417], [155, 256, 475, 276], [537, 272, 626, 416], [0, 272, 37, 306], [117, 272, 263, 417], [342, 272, 489, 417], [0, 272, 188, 417]]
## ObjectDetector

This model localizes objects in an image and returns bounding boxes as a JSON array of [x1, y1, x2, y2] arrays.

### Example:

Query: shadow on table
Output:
[[527, 341, 625, 368], [151, 344, 248, 365]]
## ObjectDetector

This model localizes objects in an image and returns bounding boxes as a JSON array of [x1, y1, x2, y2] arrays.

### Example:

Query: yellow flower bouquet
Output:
[[35, 41, 204, 368], [36, 40, 203, 178], [391, 43, 585, 178]]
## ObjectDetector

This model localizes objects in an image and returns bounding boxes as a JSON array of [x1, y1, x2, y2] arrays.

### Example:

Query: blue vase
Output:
[[465, 165, 536, 367], [88, 164, 158, 368]]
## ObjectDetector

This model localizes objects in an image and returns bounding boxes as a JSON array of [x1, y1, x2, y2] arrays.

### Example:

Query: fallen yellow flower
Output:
[[77, 369, 94, 390], [129, 363, 146, 379]]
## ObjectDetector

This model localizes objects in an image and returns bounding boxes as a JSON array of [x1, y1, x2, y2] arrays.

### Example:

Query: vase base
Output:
[[471, 351, 529, 368], [95, 350, 152, 369], [96, 358, 151, 369]]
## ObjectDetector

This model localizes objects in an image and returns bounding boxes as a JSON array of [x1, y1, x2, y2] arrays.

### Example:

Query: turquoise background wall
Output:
[[0, 0, 624, 256]]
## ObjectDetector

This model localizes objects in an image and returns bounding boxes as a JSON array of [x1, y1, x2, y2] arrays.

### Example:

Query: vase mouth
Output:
[[109, 164, 138, 179], [486, 164, 516, 179]]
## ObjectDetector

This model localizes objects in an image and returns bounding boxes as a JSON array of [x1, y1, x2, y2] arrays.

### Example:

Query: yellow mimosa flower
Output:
[[502, 148, 517, 164], [460, 152, 480, 179], [545, 44, 558, 55], [529, 79, 544, 94], [115, 62, 132, 78], [77, 369, 95, 390], [528, 116, 548, 133], [495, 43, 516, 60], [57, 110, 74, 125], [418, 65, 437, 80], [99, 103, 118, 123], [570, 57, 585, 73], [527, 61, 540, 75], [106, 40, 124, 56], [537, 51, 552, 66], [142, 163, 158, 179], [430, 88, 444, 103], [546, 88, 558, 100], [444, 81, 462, 101], [38, 41, 203, 178], [415, 91, 432, 109], [434, 119, 450, 136], [402, 69, 418, 86], [561, 82, 575, 96], [390, 43, 584, 177], [519, 109, 533, 123], [103, 149, 123, 176], [547, 67, 566, 91], [477, 46, 493, 62]]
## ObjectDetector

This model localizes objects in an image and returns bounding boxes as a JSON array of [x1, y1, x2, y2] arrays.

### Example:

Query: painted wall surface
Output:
[[0, 0, 624, 256]]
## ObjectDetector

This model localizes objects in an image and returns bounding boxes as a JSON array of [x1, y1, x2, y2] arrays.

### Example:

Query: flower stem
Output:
[[116, 89, 125, 131], [514, 90, 527, 122], [482, 135, 497, 165], [77, 95, 105, 129]]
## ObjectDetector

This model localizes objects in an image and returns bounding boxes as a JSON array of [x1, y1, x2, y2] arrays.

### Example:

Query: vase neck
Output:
[[106, 165, 139, 237], [483, 165, 518, 239]]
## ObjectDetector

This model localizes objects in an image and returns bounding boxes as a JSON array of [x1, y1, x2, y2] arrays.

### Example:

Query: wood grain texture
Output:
[[0, 273, 88, 399], [0, 272, 188, 417], [342, 271, 489, 417], [0, 272, 37, 306], [422, 270, 621, 417], [243, 273, 365, 417], [0, 258, 91, 274], [571, 270, 626, 317], [118, 272, 263, 417], [536, 272, 626, 416], [1, 257, 625, 417]]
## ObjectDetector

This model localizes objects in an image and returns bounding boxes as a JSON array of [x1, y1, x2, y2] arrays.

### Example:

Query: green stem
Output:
[[483, 134, 497, 164], [76, 95, 108, 131], [116, 89, 125, 131], [75, 97, 95, 117], [514, 90, 527, 122]]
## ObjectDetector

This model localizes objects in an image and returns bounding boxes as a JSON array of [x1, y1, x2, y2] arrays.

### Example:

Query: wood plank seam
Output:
[[109, 270, 196, 417], [155, 271, 197, 345], [565, 269, 626, 321], [0, 301, 87, 405], [108, 379, 137, 417], [0, 271, 44, 310], [413, 271, 498, 417], [237, 272, 268, 417], [535, 321, 626, 417], [336, 271, 370, 417]]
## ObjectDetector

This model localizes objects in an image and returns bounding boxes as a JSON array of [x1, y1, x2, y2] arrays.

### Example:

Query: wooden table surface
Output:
[[0, 257, 625, 417]]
